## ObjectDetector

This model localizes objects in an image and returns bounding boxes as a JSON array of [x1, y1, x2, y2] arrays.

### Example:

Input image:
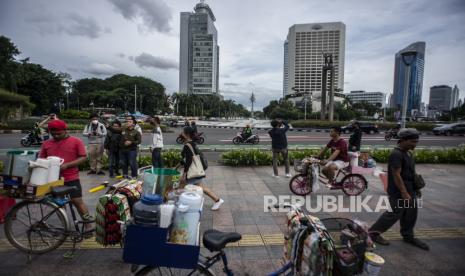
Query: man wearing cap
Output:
[[369, 128, 429, 250], [39, 120, 93, 226]]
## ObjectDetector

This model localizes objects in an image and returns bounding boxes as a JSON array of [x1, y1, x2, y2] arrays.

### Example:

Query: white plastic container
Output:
[[29, 158, 51, 185], [46, 156, 64, 182], [348, 151, 359, 168], [160, 203, 175, 228], [179, 192, 203, 211], [170, 203, 200, 245], [184, 184, 204, 198], [364, 252, 385, 276]]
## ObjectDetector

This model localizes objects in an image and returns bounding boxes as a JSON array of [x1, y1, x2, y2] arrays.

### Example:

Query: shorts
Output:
[[64, 179, 83, 199], [186, 177, 205, 185], [324, 160, 349, 170]]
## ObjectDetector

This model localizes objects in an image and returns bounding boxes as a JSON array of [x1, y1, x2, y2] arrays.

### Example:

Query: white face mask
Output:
[[92, 120, 98, 125]]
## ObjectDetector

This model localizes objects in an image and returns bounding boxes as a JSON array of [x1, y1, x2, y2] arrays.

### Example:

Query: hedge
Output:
[[290, 120, 438, 131], [221, 148, 465, 166]]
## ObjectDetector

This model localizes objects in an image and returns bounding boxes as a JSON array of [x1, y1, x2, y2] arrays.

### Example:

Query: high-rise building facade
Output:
[[346, 90, 386, 107], [283, 40, 289, 98], [283, 22, 346, 101], [429, 85, 453, 112], [179, 1, 219, 95], [452, 85, 460, 109], [391, 42, 426, 115]]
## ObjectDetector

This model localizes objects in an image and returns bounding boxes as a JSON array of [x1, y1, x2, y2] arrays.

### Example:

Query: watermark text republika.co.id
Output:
[[264, 195, 423, 213]]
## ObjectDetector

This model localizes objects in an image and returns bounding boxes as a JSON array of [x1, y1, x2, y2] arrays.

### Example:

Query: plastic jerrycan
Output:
[[46, 156, 64, 182]]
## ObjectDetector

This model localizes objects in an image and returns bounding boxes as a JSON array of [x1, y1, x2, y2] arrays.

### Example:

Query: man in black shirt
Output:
[[369, 128, 429, 250], [268, 119, 291, 178], [348, 121, 362, 152]]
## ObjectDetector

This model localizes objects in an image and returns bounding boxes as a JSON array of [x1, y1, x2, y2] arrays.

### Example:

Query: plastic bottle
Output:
[[132, 194, 162, 227]]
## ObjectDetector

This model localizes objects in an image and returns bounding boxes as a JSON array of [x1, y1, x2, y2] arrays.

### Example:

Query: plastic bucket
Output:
[[3, 150, 38, 181], [364, 252, 385, 276], [142, 168, 180, 199]]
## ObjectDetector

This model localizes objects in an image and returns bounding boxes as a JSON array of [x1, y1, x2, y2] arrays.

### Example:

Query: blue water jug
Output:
[[133, 194, 163, 227]]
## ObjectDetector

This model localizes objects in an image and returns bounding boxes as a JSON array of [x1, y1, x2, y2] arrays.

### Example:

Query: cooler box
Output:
[[123, 223, 200, 269]]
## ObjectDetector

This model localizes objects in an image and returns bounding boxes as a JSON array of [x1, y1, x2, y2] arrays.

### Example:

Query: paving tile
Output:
[[240, 246, 269, 260], [235, 225, 260, 235], [232, 211, 255, 225]]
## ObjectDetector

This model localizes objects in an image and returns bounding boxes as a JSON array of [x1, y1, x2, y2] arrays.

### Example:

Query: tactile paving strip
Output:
[[1, 227, 464, 251]]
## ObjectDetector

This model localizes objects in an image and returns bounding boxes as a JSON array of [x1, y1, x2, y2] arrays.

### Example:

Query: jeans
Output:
[[88, 144, 104, 172], [120, 150, 138, 178], [108, 151, 120, 177], [152, 148, 163, 168], [272, 148, 290, 175], [369, 195, 418, 239]]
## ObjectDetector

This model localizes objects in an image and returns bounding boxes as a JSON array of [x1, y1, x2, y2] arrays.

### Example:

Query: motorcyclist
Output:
[[37, 113, 57, 141], [191, 121, 198, 134], [241, 124, 253, 141]]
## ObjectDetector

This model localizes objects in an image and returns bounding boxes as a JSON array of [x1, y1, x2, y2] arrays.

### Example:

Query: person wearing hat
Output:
[[83, 113, 107, 175], [39, 120, 94, 228], [369, 128, 429, 250]]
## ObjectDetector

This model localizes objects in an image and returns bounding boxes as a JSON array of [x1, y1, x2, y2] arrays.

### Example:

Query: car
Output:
[[433, 123, 465, 136], [341, 122, 379, 134]]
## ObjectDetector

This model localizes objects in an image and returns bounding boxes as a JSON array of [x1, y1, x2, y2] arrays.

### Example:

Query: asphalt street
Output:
[[0, 126, 464, 150]]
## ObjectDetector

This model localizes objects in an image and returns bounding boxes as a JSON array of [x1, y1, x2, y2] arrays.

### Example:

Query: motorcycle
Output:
[[20, 129, 48, 147], [176, 132, 205, 144], [384, 129, 399, 141], [232, 132, 259, 144]]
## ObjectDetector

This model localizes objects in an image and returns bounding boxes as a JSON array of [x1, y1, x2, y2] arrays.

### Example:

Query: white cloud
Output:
[[84, 63, 120, 76], [108, 0, 172, 33]]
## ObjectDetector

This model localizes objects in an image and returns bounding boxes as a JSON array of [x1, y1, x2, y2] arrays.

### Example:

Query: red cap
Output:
[[47, 119, 67, 130]]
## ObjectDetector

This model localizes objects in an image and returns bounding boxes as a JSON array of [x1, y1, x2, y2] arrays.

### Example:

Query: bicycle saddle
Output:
[[51, 186, 77, 197], [203, 229, 242, 252]]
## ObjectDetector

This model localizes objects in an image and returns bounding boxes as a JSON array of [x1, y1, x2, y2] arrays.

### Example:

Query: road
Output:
[[0, 127, 464, 150]]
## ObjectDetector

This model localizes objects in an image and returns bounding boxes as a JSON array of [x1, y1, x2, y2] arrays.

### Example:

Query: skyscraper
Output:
[[179, 0, 219, 95], [391, 42, 426, 115], [429, 85, 452, 112], [452, 85, 460, 109], [283, 22, 346, 105]]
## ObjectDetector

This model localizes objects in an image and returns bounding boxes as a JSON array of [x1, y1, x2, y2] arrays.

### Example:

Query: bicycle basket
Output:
[[320, 218, 367, 276], [293, 160, 304, 173]]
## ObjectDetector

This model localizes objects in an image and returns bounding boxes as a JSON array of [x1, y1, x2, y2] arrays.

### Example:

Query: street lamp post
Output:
[[400, 51, 417, 128]]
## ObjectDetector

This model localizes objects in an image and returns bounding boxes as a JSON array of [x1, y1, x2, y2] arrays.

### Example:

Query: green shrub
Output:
[[221, 147, 465, 166], [60, 109, 90, 119]]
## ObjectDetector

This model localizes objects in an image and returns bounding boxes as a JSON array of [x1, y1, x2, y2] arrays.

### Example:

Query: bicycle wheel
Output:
[[289, 174, 312, 196], [4, 200, 68, 254], [135, 263, 214, 276], [341, 174, 367, 196]]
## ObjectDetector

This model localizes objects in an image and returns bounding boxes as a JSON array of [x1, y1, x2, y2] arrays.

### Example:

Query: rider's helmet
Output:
[[246, 124, 250, 128]]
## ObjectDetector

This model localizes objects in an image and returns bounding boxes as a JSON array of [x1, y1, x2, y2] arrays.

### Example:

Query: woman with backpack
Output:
[[180, 126, 224, 210]]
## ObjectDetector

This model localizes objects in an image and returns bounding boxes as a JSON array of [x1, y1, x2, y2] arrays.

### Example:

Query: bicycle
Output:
[[3, 180, 126, 259], [290, 157, 367, 196]]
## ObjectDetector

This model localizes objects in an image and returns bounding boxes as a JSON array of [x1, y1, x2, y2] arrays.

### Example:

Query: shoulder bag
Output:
[[185, 143, 206, 179]]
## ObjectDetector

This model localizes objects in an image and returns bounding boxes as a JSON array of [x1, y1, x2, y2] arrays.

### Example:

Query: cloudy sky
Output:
[[1, 0, 465, 109]]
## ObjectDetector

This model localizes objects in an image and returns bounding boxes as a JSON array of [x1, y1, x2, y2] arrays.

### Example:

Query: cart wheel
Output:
[[341, 174, 367, 196], [289, 174, 312, 196], [135, 263, 214, 276]]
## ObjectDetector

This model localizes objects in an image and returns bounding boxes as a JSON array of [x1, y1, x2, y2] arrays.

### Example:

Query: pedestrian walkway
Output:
[[1, 164, 465, 275]]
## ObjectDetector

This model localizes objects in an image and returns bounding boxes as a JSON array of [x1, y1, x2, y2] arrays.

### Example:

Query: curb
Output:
[[196, 125, 432, 135]]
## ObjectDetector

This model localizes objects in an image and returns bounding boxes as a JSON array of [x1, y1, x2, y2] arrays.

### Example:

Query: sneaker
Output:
[[285, 173, 292, 178], [403, 237, 429, 251], [87, 170, 96, 175], [370, 233, 390, 245], [97, 171, 105, 175], [211, 198, 224, 211], [272, 174, 279, 178]]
